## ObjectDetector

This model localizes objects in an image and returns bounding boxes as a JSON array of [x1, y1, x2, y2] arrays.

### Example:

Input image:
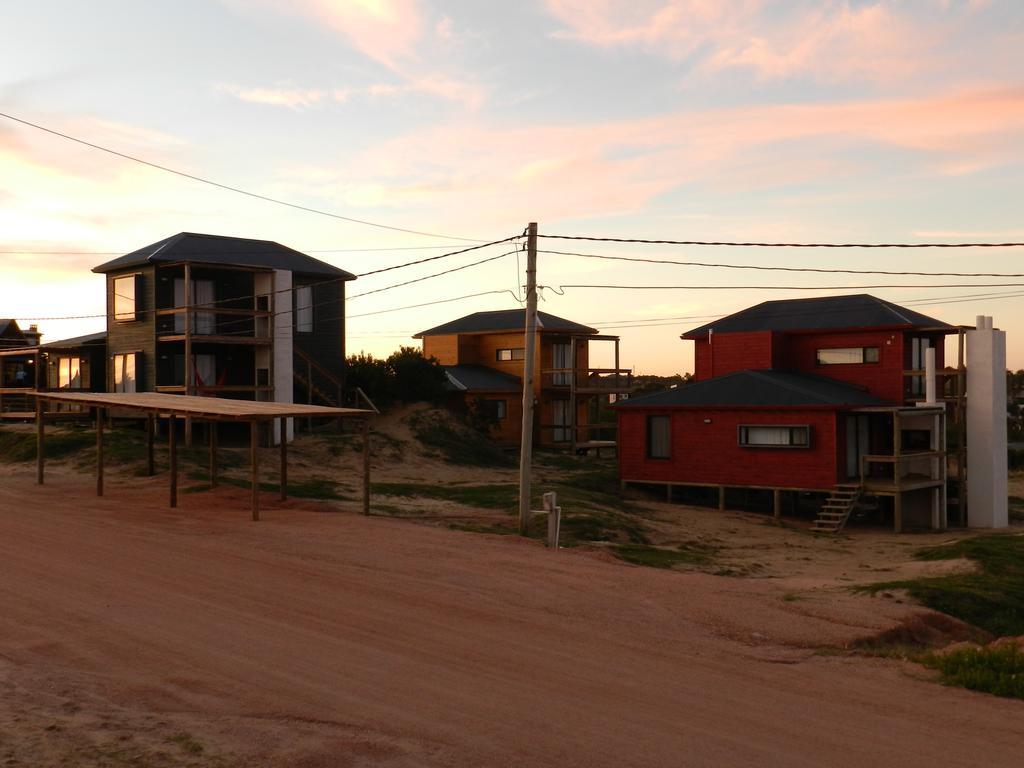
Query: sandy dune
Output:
[[1, 464, 1022, 766]]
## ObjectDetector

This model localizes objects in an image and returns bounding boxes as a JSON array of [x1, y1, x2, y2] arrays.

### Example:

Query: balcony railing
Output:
[[860, 450, 945, 492], [539, 368, 634, 392], [155, 305, 273, 343]]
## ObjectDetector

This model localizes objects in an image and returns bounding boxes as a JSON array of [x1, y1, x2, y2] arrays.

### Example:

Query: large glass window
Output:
[[481, 398, 507, 420], [738, 425, 810, 448], [646, 415, 671, 459], [816, 347, 879, 365], [113, 275, 138, 322], [112, 353, 137, 393], [296, 285, 313, 333], [58, 357, 83, 389]]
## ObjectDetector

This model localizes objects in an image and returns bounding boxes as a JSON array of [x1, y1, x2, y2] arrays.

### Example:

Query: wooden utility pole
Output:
[[518, 223, 539, 535]]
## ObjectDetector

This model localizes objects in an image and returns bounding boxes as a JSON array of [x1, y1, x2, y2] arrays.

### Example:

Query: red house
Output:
[[615, 295, 956, 532]]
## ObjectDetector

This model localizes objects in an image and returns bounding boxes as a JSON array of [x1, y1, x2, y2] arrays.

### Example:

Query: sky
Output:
[[2, 0, 1023, 375]]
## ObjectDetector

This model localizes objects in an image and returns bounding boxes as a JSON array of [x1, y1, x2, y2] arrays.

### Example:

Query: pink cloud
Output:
[[544, 1, 986, 84], [319, 87, 1024, 229]]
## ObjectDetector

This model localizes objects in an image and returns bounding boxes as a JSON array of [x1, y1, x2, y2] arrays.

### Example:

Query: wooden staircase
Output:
[[294, 348, 342, 407], [811, 483, 863, 534]]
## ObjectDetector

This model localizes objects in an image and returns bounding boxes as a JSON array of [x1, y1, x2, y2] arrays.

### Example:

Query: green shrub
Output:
[[924, 645, 1024, 699]]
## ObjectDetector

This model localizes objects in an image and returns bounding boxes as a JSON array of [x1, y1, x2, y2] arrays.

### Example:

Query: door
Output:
[[552, 399, 570, 443], [845, 414, 871, 479]]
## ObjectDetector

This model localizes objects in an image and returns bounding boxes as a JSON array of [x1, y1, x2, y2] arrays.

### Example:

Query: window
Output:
[[173, 278, 216, 334], [113, 275, 139, 322], [57, 357, 84, 390], [552, 342, 571, 386], [481, 398, 507, 420], [496, 348, 525, 362], [816, 347, 879, 365], [646, 415, 671, 459], [296, 285, 313, 332], [738, 425, 810, 448], [112, 353, 137, 393]]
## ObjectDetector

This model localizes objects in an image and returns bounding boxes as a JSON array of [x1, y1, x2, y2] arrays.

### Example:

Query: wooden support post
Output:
[[718, 486, 725, 511], [251, 420, 260, 521], [146, 413, 155, 476], [773, 489, 781, 522], [569, 335, 578, 454], [666, 484, 672, 502], [362, 417, 371, 516], [956, 327, 967, 527], [168, 416, 178, 508], [184, 262, 193, 448], [96, 407, 104, 497], [307, 359, 313, 434], [279, 417, 287, 502], [517, 222, 539, 535], [894, 493, 903, 533], [36, 397, 45, 485], [209, 421, 218, 488]]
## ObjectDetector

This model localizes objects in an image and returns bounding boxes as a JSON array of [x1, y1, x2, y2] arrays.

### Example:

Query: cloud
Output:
[[225, 0, 485, 108], [309, 86, 1024, 230], [543, 0, 988, 84], [216, 83, 327, 109]]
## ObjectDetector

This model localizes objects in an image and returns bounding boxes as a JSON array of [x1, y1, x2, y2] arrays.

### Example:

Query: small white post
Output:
[[543, 491, 561, 549]]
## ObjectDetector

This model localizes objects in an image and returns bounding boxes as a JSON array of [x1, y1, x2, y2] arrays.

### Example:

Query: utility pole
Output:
[[518, 222, 539, 535]]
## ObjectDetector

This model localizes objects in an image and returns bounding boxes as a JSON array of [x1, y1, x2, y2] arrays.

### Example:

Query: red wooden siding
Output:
[[775, 330, 904, 402], [617, 408, 840, 490], [693, 332, 773, 380]]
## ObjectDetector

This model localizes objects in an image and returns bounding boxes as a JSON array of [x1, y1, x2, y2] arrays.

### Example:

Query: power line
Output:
[[539, 249, 1024, 278], [348, 250, 519, 300], [355, 237, 519, 277], [539, 234, 1024, 248], [0, 243, 493, 255], [348, 290, 521, 319], [550, 281, 1024, 292], [0, 110, 484, 242]]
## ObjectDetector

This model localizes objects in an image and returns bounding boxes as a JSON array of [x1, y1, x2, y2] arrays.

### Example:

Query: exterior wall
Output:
[[460, 391, 523, 447], [692, 332, 773, 380], [423, 334, 460, 365], [105, 266, 156, 391], [292, 275, 345, 380], [775, 329, 904, 402], [618, 407, 840, 490]]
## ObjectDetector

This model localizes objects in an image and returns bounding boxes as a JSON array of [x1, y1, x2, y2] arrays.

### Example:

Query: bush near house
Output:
[[346, 347, 448, 408]]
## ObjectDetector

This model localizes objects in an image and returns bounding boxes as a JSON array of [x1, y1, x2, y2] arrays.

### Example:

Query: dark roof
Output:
[[614, 370, 890, 408], [42, 331, 107, 349], [443, 365, 521, 392], [0, 319, 27, 346], [92, 232, 356, 279], [683, 294, 952, 337], [415, 309, 597, 338]]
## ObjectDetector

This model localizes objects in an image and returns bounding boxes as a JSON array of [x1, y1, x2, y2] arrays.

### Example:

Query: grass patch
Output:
[[923, 645, 1024, 699], [1009, 495, 1024, 523], [0, 426, 93, 462], [407, 409, 513, 468], [186, 475, 353, 501], [611, 541, 718, 568], [862, 534, 1024, 637], [167, 732, 204, 755], [559, 511, 649, 545], [372, 481, 518, 510]]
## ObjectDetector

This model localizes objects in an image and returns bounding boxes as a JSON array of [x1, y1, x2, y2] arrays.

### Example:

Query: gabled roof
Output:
[[0, 319, 26, 345], [42, 331, 107, 349], [92, 232, 356, 279], [444, 365, 522, 392], [415, 309, 597, 338], [683, 294, 952, 338], [614, 370, 890, 409]]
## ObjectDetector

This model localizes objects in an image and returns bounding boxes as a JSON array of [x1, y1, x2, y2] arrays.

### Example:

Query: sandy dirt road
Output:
[[1, 464, 1022, 766]]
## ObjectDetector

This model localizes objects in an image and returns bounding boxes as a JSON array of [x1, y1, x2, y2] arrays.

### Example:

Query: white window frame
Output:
[[296, 285, 313, 333], [738, 425, 811, 448], [113, 274, 139, 322], [816, 347, 880, 365], [496, 348, 525, 362], [112, 352, 138, 394]]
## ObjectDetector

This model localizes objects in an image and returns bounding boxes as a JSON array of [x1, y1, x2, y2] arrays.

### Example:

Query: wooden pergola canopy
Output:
[[33, 392, 373, 520]]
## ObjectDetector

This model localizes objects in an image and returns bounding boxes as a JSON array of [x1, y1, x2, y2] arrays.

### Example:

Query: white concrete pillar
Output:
[[925, 347, 936, 405], [966, 316, 1008, 528], [273, 269, 294, 444]]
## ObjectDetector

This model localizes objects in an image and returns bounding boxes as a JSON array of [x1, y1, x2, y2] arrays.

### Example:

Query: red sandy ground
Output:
[[1, 463, 1023, 766]]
